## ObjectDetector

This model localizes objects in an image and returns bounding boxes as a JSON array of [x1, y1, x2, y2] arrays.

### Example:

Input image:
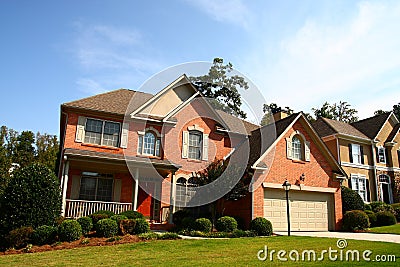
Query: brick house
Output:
[[58, 75, 346, 231], [313, 112, 400, 204]]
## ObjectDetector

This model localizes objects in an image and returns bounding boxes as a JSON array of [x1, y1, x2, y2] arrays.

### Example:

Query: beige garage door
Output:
[[263, 189, 331, 231]]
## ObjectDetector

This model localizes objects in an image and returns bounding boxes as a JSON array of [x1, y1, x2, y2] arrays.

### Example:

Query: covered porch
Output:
[[60, 148, 180, 223]]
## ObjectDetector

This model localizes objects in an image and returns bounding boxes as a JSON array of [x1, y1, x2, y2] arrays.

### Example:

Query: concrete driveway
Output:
[[274, 231, 400, 244]]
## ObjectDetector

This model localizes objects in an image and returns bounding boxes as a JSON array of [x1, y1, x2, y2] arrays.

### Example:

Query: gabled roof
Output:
[[386, 123, 400, 143], [312, 117, 369, 140], [62, 89, 153, 116], [247, 113, 346, 177], [215, 110, 259, 135], [351, 112, 392, 139]]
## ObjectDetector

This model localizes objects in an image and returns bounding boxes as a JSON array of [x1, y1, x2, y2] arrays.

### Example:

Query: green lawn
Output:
[[0, 236, 399, 266], [368, 223, 400, 235]]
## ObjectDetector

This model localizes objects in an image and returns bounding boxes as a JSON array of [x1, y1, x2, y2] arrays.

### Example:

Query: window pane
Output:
[[86, 119, 103, 133], [79, 177, 97, 200], [96, 178, 113, 201], [143, 132, 155, 155], [188, 131, 202, 160], [102, 134, 119, 147], [292, 136, 302, 160], [378, 148, 386, 163], [104, 122, 120, 135], [155, 139, 161, 157], [352, 144, 361, 164], [84, 131, 101, 145]]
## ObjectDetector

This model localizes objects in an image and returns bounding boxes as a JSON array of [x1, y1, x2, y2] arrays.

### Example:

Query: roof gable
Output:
[[351, 112, 393, 139], [312, 117, 369, 140]]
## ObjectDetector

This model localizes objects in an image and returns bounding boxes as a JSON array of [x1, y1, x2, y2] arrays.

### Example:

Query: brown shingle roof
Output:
[[62, 89, 153, 116], [351, 112, 391, 139], [312, 117, 369, 140], [215, 110, 259, 135]]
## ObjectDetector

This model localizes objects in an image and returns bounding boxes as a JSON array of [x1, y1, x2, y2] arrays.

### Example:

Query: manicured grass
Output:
[[0, 236, 399, 266], [368, 223, 400, 235]]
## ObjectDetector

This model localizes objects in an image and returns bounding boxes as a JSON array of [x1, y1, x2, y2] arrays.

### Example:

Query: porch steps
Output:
[[149, 222, 174, 231]]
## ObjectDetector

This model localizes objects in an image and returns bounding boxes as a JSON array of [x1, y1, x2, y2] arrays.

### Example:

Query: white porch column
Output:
[[133, 168, 139, 211], [169, 173, 176, 224], [61, 160, 70, 217]]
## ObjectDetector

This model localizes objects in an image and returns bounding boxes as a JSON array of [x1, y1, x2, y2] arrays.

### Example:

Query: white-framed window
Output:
[[378, 147, 386, 163], [188, 130, 202, 160], [84, 118, 120, 147], [175, 177, 198, 208], [138, 131, 161, 157], [79, 172, 113, 201], [292, 136, 302, 160], [351, 174, 367, 202], [350, 144, 362, 164]]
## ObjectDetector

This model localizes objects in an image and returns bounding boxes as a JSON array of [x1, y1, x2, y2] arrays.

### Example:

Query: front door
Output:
[[379, 175, 392, 204]]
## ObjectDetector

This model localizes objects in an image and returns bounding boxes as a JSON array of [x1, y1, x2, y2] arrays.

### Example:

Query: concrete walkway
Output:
[[274, 231, 400, 244]]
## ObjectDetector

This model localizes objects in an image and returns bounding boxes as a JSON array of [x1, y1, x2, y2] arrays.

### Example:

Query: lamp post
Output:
[[282, 180, 291, 236]]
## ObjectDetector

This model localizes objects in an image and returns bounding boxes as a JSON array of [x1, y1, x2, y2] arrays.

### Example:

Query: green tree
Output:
[[35, 132, 59, 173], [374, 109, 388, 116], [0, 126, 11, 194], [14, 131, 35, 167], [260, 103, 293, 126], [189, 58, 249, 119], [393, 103, 400, 120], [312, 101, 358, 123]]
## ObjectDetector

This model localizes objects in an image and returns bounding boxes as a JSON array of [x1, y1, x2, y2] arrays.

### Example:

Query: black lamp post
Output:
[[282, 180, 291, 236]]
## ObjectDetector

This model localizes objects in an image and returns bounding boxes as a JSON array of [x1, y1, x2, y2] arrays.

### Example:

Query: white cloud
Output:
[[76, 78, 107, 95], [244, 1, 400, 119], [185, 0, 251, 29]]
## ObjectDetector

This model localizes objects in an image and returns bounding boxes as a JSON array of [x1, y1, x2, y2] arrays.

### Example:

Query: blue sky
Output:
[[1, 0, 400, 135]]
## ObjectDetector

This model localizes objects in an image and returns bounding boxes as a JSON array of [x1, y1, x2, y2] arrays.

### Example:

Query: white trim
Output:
[[376, 166, 400, 172], [341, 161, 374, 170], [187, 124, 205, 132], [378, 174, 393, 204], [375, 112, 399, 141], [337, 133, 371, 144], [377, 146, 386, 164], [163, 91, 200, 122], [262, 182, 337, 193], [131, 115, 177, 124]]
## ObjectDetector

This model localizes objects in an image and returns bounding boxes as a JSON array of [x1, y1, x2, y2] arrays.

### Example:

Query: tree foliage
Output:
[[260, 103, 293, 126], [312, 101, 358, 123], [189, 58, 249, 119], [374, 103, 400, 120]]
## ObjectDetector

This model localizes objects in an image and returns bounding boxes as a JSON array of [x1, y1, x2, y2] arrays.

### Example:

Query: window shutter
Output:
[[202, 133, 209, 161], [366, 179, 371, 202], [70, 175, 81, 200], [182, 131, 189, 158], [360, 146, 364, 164], [286, 138, 292, 159], [376, 147, 380, 163], [113, 179, 122, 202], [348, 178, 352, 189], [348, 144, 353, 163], [305, 141, 311, 162], [138, 136, 143, 154], [384, 148, 389, 164], [120, 123, 129, 148], [75, 116, 86, 143]]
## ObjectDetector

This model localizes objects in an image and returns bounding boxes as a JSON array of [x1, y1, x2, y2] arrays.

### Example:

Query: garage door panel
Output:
[[264, 189, 331, 231]]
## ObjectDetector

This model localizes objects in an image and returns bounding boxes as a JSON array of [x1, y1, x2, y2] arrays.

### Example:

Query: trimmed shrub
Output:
[[89, 214, 109, 225], [232, 216, 246, 230], [172, 209, 191, 228], [95, 218, 118, 238], [341, 186, 364, 213], [32, 225, 58, 245], [119, 210, 145, 220], [119, 219, 136, 235], [92, 210, 115, 217], [215, 216, 238, 232], [365, 210, 377, 227], [181, 217, 196, 231], [364, 203, 372, 211], [193, 218, 212, 233], [134, 218, 150, 234], [370, 201, 395, 214], [138, 232, 159, 240], [342, 210, 370, 231], [77, 217, 93, 235], [250, 217, 273, 236], [158, 232, 181, 240], [231, 229, 257, 238], [58, 220, 82, 242], [392, 203, 400, 221], [6, 226, 33, 249], [110, 215, 128, 224], [375, 211, 397, 227], [0, 164, 61, 233]]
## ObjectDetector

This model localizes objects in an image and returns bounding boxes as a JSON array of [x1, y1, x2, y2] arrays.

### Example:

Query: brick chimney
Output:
[[273, 108, 290, 122]]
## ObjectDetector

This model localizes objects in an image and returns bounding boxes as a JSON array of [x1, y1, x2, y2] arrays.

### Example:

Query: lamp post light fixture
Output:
[[282, 180, 291, 236]]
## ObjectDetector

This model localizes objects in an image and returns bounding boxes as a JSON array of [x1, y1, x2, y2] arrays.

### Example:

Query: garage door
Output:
[[263, 189, 331, 231]]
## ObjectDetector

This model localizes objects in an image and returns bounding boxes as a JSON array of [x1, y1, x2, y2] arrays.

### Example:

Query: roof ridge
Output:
[[351, 112, 391, 125], [63, 88, 140, 106]]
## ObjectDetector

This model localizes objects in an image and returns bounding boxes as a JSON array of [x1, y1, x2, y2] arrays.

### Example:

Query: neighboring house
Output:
[[58, 75, 257, 225], [312, 112, 400, 204], [223, 112, 346, 231]]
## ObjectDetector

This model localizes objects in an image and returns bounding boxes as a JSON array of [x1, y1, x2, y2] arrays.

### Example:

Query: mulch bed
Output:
[[1, 234, 141, 255]]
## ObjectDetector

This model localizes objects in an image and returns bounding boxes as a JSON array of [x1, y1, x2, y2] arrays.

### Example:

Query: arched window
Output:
[[292, 136, 302, 160], [138, 131, 161, 156], [378, 174, 392, 204], [175, 177, 198, 208]]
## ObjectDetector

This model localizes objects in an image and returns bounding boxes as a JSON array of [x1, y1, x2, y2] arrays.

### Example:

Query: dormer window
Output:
[[286, 131, 310, 161], [137, 128, 161, 157]]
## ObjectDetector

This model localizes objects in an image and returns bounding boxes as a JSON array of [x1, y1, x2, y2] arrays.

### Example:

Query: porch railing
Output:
[[65, 199, 133, 218]]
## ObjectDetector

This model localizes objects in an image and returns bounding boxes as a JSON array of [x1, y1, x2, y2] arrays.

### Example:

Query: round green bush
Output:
[[95, 218, 118, 238], [392, 203, 400, 221], [172, 209, 191, 228], [92, 210, 115, 217], [250, 217, 273, 236], [58, 220, 82, 242], [364, 203, 372, 211], [370, 201, 395, 214], [32, 225, 58, 245], [341, 186, 364, 213], [0, 164, 61, 233], [342, 210, 370, 231], [193, 218, 212, 233], [110, 215, 128, 224], [89, 213, 109, 225], [77, 217, 93, 235], [181, 217, 196, 231], [365, 210, 377, 227], [215, 216, 238, 232], [134, 218, 150, 234], [375, 211, 397, 227], [119, 210, 144, 220]]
